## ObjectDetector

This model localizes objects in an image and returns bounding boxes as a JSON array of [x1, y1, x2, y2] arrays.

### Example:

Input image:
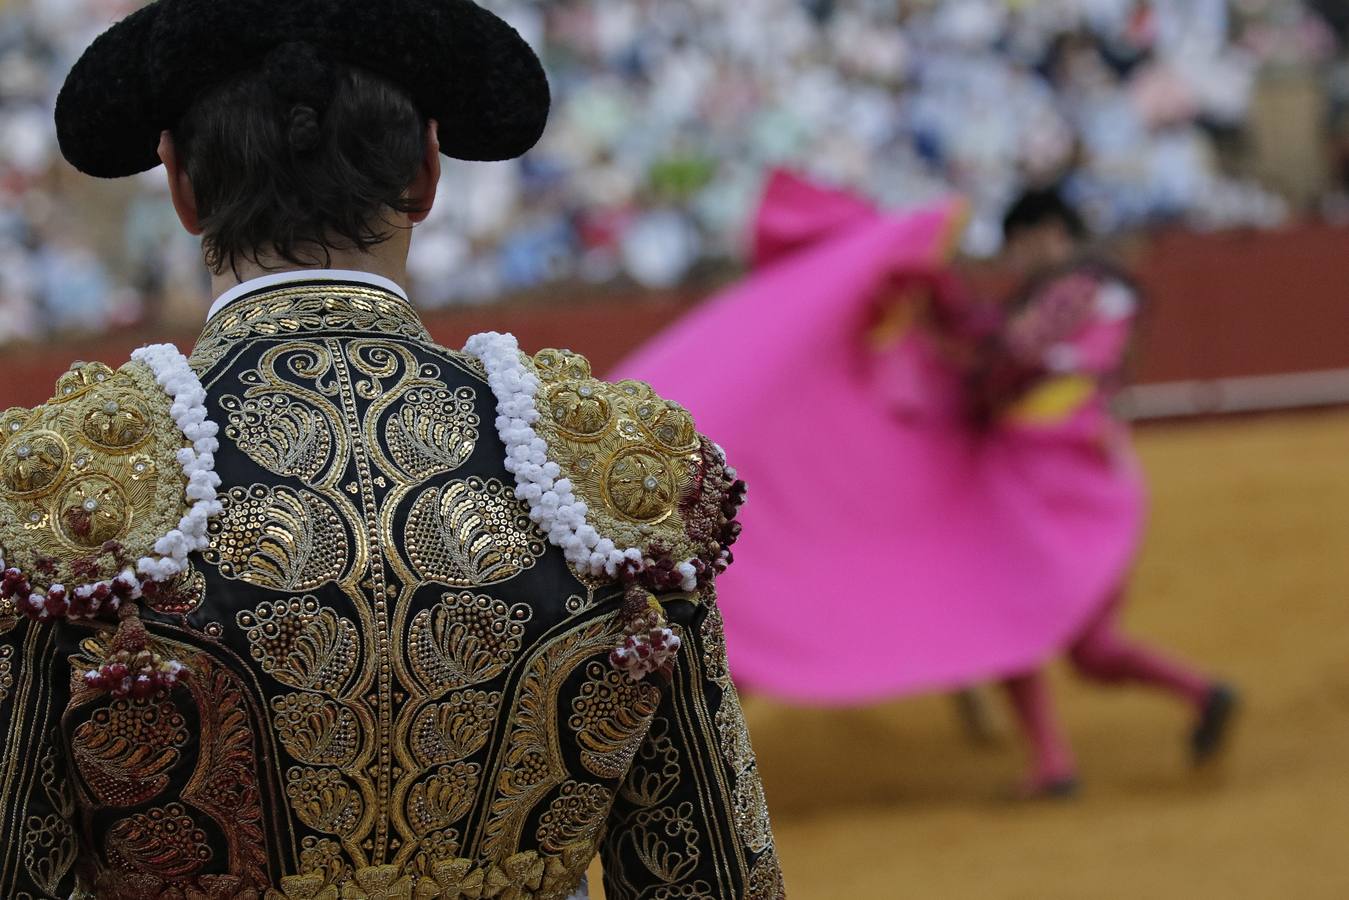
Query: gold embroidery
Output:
[[411, 844, 592, 900], [190, 285, 433, 376], [732, 769, 775, 856], [629, 802, 701, 883], [264, 843, 593, 900], [569, 661, 660, 779], [287, 837, 347, 897], [326, 337, 398, 862], [19, 746, 78, 896], [105, 803, 212, 880], [647, 885, 716, 900], [207, 485, 351, 590], [268, 872, 340, 900], [703, 603, 781, 862], [526, 349, 739, 586], [0, 361, 188, 584], [747, 849, 788, 900], [529, 350, 702, 551], [381, 386, 479, 481], [339, 864, 413, 898], [0, 405, 33, 449], [286, 767, 364, 837], [178, 651, 272, 892], [0, 644, 12, 703], [404, 478, 544, 586], [535, 781, 611, 852], [272, 693, 361, 767], [117, 301, 771, 897], [408, 592, 532, 694], [0, 594, 16, 636], [410, 689, 500, 765], [480, 619, 618, 860], [71, 698, 189, 807], [619, 718, 680, 809], [21, 810, 78, 896], [223, 393, 336, 484], [405, 761, 479, 834], [237, 596, 360, 694], [2, 429, 68, 496], [221, 343, 348, 486], [564, 588, 601, 617]]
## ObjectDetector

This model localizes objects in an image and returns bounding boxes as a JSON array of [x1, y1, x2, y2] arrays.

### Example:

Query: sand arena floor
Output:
[[591, 410, 1349, 899]]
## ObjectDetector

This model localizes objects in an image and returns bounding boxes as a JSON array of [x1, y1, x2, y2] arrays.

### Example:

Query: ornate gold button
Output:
[[0, 430, 70, 496]]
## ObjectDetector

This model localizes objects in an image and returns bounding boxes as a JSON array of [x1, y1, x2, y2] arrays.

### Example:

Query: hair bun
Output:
[[289, 105, 322, 155]]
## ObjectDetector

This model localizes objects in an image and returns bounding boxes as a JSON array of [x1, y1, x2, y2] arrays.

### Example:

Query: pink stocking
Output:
[[1068, 598, 1210, 708], [1002, 670, 1077, 785]]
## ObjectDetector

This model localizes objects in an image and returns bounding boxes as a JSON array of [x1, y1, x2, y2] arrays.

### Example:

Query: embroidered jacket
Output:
[[0, 277, 784, 899]]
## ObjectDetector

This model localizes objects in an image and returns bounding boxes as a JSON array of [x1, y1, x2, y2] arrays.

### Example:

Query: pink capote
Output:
[[611, 171, 1145, 704]]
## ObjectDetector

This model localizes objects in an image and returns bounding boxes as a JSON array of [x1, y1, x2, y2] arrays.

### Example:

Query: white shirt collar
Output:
[[206, 269, 411, 323]]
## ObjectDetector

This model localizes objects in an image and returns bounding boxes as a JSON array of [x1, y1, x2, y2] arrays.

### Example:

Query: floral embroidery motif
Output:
[[271, 693, 360, 768], [222, 392, 336, 484], [207, 486, 350, 591], [104, 803, 212, 880], [285, 767, 364, 837], [629, 802, 702, 883], [405, 761, 480, 834], [404, 478, 545, 586], [236, 596, 360, 694], [570, 661, 660, 779], [535, 781, 613, 852], [408, 591, 532, 693], [410, 689, 500, 765], [72, 699, 189, 806], [382, 385, 480, 481], [20, 819, 77, 900]]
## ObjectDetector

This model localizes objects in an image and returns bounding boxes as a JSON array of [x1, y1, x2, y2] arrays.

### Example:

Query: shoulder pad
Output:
[[526, 348, 744, 593], [0, 349, 220, 625]]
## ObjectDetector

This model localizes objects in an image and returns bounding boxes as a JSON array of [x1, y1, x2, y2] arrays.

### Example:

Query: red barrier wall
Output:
[[4, 224, 1348, 409]]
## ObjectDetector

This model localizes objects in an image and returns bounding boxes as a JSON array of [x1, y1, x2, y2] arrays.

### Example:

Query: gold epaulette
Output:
[[527, 349, 744, 595], [0, 360, 192, 618]]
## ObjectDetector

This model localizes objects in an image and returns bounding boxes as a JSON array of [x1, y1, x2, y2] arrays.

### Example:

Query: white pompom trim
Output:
[[465, 332, 702, 591], [129, 343, 223, 583]]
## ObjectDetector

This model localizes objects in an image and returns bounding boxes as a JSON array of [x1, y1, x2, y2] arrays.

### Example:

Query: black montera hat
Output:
[[56, 0, 550, 178]]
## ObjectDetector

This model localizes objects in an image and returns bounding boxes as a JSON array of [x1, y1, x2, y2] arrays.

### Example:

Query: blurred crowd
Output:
[[0, 0, 1343, 343]]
